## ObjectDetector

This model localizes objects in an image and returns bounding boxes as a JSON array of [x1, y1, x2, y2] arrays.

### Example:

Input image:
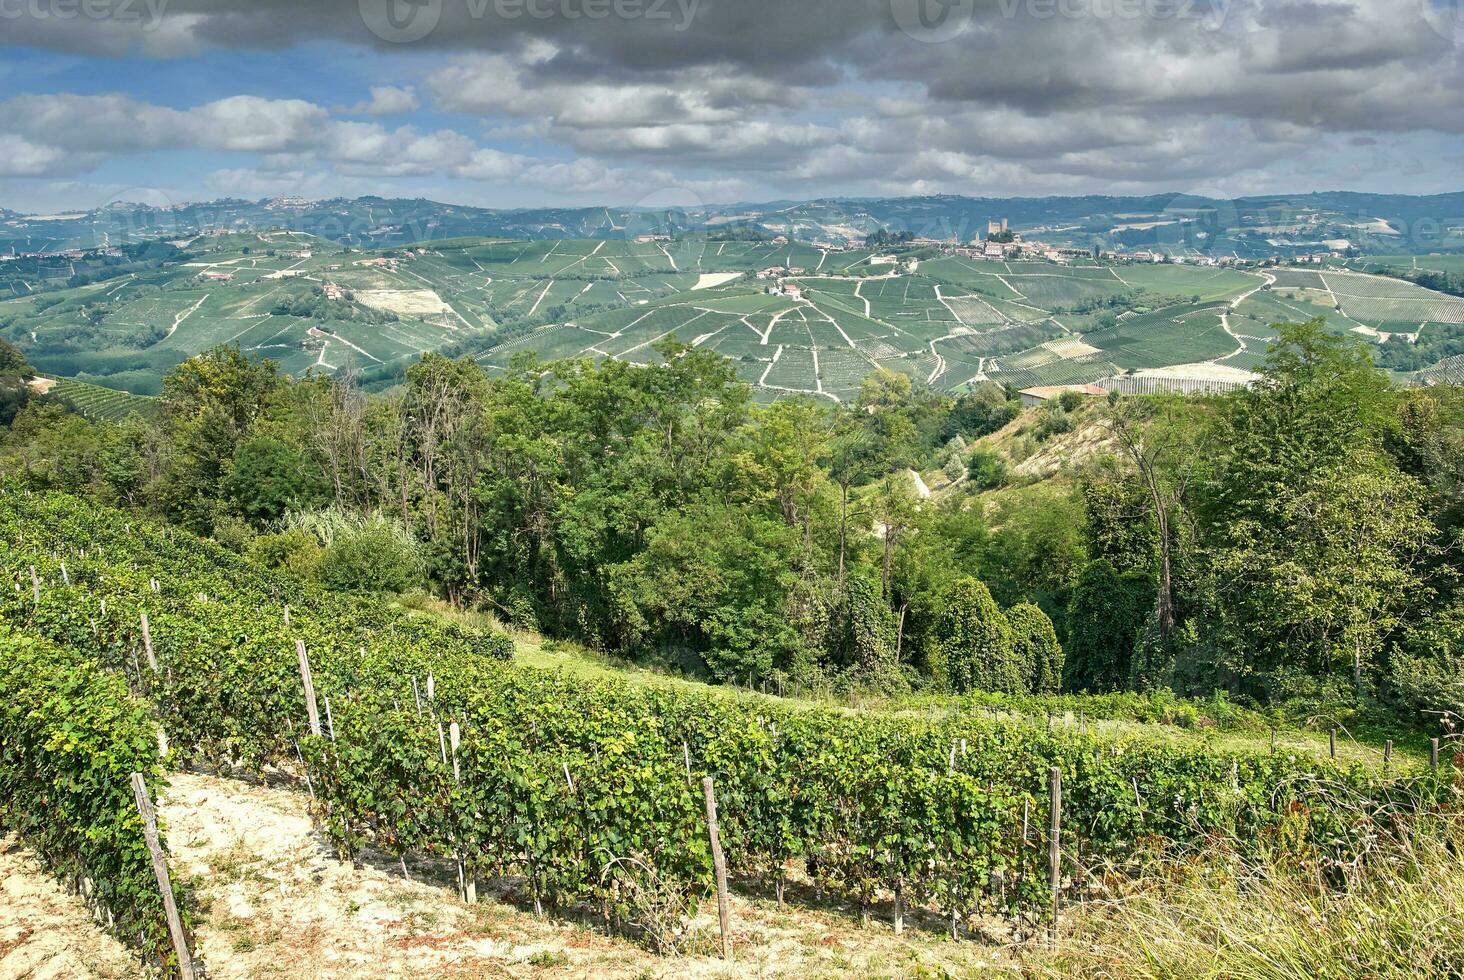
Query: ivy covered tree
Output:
[[935, 577, 1022, 693], [1007, 602, 1063, 695], [839, 573, 897, 676], [1064, 560, 1154, 692]]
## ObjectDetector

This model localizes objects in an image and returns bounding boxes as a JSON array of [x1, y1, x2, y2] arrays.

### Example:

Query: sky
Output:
[[1, 0, 1463, 213]]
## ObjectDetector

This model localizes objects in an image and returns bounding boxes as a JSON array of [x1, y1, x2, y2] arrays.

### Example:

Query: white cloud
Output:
[[343, 85, 420, 117]]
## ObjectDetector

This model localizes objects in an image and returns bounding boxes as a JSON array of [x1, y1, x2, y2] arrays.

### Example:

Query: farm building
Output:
[[1018, 384, 1108, 408]]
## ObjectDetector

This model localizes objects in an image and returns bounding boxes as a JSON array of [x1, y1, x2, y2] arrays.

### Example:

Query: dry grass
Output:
[[1035, 811, 1464, 979]]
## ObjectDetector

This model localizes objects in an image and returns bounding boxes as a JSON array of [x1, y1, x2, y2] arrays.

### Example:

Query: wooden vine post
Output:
[[140, 612, 158, 673], [1048, 766, 1062, 944], [1384, 739, 1393, 773], [702, 776, 732, 960], [130, 773, 196, 980], [1431, 738, 1440, 771], [29, 564, 40, 604], [449, 720, 476, 903], [296, 639, 321, 737]]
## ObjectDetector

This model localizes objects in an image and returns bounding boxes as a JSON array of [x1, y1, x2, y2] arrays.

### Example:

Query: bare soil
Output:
[[1, 773, 1019, 978]]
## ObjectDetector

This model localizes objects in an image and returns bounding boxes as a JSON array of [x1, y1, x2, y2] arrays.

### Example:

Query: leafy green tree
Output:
[[934, 577, 1021, 693], [225, 436, 326, 524], [1192, 320, 1433, 702], [1007, 602, 1063, 694], [0, 338, 31, 375], [0, 337, 33, 425], [607, 501, 810, 683], [156, 346, 282, 530], [1080, 475, 1156, 571], [1389, 600, 1464, 723], [1065, 560, 1153, 692]]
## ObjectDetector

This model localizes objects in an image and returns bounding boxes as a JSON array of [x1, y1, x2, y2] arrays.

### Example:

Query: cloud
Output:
[[0, 0, 1461, 198], [343, 85, 420, 117]]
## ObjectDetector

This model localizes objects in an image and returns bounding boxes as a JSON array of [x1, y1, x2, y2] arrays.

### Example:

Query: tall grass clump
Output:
[[1038, 776, 1464, 980]]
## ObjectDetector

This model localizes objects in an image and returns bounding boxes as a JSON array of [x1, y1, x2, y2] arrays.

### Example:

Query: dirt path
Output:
[[166, 773, 1010, 978], [4, 772, 1016, 978], [0, 835, 138, 979]]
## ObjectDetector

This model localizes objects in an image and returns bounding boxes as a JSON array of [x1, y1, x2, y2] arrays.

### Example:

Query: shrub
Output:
[[967, 450, 1009, 490]]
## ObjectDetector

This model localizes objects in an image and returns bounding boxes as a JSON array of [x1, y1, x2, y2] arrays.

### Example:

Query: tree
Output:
[[840, 573, 897, 676], [0, 338, 33, 426], [967, 450, 1008, 490], [934, 577, 1022, 693], [1064, 560, 1153, 692], [1192, 319, 1432, 702], [157, 346, 282, 529], [1104, 394, 1206, 663], [606, 501, 810, 683], [874, 472, 919, 597], [0, 338, 31, 375], [1197, 464, 1431, 702], [224, 436, 326, 524], [1007, 602, 1063, 694]]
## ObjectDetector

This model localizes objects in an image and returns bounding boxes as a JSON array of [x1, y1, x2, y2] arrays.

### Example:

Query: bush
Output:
[[318, 518, 423, 593], [1037, 404, 1073, 441], [967, 450, 1009, 490], [276, 506, 423, 594], [248, 527, 324, 579]]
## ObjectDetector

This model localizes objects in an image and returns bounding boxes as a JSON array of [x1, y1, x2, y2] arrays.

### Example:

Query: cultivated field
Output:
[[10, 234, 1464, 398]]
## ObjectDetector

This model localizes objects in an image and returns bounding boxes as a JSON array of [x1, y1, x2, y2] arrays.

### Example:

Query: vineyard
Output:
[[40, 375, 158, 420], [0, 487, 1456, 975]]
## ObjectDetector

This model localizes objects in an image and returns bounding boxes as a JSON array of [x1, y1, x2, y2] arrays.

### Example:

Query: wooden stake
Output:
[[324, 696, 336, 742], [296, 639, 321, 737], [1384, 739, 1393, 773], [140, 612, 158, 673], [29, 565, 39, 604], [130, 773, 196, 980], [1049, 766, 1062, 944], [1431, 738, 1440, 771], [448, 721, 474, 903], [411, 676, 422, 716], [283, 604, 290, 626], [1329, 729, 1336, 760], [682, 740, 693, 786], [702, 776, 732, 960]]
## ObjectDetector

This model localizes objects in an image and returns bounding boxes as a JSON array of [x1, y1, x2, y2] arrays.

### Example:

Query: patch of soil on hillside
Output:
[[158, 772, 1015, 979], [0, 835, 139, 979]]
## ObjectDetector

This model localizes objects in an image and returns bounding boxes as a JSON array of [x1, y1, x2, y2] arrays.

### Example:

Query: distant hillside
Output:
[[5, 191, 1464, 257]]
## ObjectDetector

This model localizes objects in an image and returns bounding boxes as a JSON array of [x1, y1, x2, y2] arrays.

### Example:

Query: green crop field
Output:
[[11, 232, 1464, 400], [37, 376, 157, 420]]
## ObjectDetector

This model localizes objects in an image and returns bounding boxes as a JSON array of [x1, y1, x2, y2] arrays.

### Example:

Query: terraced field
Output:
[[479, 252, 1281, 401], [34, 376, 157, 419], [11, 233, 1464, 401]]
